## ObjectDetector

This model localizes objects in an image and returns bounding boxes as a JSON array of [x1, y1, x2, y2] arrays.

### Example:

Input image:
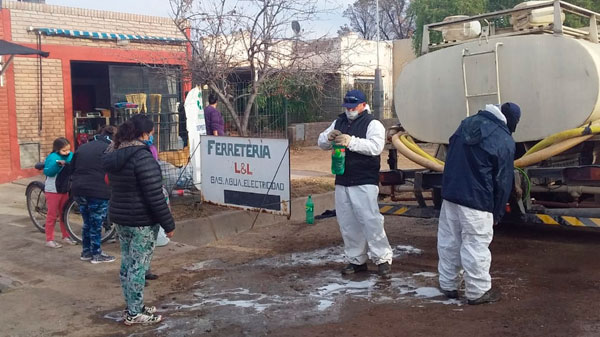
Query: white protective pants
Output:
[[335, 184, 393, 265], [437, 200, 494, 300]]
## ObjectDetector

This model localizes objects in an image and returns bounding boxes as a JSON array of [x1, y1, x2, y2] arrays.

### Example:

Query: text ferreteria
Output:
[[207, 140, 271, 159]]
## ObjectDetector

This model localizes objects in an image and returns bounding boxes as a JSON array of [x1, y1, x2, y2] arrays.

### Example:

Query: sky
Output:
[[46, 0, 352, 38]]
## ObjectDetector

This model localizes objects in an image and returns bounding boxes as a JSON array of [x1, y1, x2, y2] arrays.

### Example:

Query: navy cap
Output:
[[342, 89, 367, 108]]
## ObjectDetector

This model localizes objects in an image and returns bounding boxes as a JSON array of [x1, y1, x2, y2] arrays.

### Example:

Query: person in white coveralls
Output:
[[318, 89, 393, 277], [438, 102, 521, 305]]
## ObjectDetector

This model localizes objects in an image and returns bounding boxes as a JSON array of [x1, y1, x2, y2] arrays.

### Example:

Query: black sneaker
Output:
[[440, 289, 459, 299], [468, 288, 500, 305], [80, 252, 92, 261], [145, 273, 159, 280], [341, 263, 368, 275], [91, 252, 116, 264], [377, 262, 391, 277]]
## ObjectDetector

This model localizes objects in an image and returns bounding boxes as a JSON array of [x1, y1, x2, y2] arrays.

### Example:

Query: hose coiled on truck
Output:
[[393, 121, 600, 170]]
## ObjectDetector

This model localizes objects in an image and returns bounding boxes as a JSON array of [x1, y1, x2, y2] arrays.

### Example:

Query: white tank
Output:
[[440, 15, 481, 41], [394, 34, 600, 144], [511, 1, 565, 31]]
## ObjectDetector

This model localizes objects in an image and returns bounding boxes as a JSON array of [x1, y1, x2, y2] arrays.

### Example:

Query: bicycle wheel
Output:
[[64, 198, 83, 243], [102, 212, 117, 243], [26, 181, 47, 233], [64, 198, 116, 244]]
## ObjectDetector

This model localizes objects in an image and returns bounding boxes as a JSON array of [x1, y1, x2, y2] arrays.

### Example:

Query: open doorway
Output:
[[71, 62, 111, 148], [70, 61, 184, 151]]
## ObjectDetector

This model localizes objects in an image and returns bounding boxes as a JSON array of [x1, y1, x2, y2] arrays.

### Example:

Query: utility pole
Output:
[[373, 0, 384, 120]]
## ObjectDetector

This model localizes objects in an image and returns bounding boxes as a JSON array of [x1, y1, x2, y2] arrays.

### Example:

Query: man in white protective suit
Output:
[[438, 102, 521, 305], [318, 89, 393, 277]]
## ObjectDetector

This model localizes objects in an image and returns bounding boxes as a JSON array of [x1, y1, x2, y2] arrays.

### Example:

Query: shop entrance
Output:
[[70, 61, 184, 151], [71, 62, 111, 147]]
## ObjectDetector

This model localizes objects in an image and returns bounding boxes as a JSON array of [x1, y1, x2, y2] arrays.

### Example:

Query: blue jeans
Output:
[[76, 196, 109, 256]]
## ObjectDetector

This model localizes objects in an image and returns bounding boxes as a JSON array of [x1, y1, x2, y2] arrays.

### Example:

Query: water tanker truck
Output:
[[381, 0, 600, 228]]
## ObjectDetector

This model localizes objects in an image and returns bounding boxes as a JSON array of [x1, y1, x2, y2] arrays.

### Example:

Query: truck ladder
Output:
[[461, 42, 503, 116]]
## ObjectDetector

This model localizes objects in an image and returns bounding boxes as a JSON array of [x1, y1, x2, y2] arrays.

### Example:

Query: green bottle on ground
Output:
[[331, 143, 346, 175], [305, 195, 314, 225]]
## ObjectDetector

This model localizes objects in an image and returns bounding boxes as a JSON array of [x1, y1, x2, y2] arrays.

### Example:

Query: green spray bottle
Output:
[[331, 142, 346, 175], [305, 195, 314, 225]]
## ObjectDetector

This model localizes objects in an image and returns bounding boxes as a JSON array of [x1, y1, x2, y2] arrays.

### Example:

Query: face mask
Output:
[[345, 109, 359, 120], [143, 134, 154, 146]]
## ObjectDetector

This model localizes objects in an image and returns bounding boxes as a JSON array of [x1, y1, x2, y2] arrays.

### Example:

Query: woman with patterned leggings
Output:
[[102, 114, 175, 326]]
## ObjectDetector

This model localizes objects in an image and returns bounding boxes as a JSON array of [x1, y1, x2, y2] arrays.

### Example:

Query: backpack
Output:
[[55, 163, 72, 194]]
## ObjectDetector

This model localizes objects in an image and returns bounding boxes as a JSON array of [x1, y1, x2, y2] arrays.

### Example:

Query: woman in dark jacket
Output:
[[102, 114, 175, 326], [71, 125, 117, 263]]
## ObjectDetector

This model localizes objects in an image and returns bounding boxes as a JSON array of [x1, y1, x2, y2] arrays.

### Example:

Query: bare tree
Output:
[[341, 0, 377, 39], [337, 24, 353, 37], [379, 0, 414, 40], [169, 0, 341, 136], [340, 0, 414, 40]]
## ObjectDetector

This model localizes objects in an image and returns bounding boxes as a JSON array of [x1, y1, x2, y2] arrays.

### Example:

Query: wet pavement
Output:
[[105, 245, 461, 336]]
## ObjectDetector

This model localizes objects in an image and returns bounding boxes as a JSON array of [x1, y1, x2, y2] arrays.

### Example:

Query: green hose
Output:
[[514, 166, 531, 202]]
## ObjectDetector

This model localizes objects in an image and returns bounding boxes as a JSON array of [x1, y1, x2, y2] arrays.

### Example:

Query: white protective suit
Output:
[[318, 118, 393, 265], [438, 200, 493, 300]]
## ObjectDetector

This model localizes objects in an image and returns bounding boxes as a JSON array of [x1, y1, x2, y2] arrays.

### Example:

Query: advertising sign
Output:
[[184, 87, 207, 185], [201, 136, 291, 216]]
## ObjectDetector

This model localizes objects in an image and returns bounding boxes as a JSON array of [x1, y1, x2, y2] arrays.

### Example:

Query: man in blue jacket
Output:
[[438, 102, 521, 305]]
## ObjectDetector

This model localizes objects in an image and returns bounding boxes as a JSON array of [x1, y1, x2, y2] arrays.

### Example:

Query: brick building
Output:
[[0, 0, 190, 183]]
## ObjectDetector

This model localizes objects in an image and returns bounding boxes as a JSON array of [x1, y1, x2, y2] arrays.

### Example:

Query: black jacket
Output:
[[101, 141, 175, 233], [442, 110, 515, 222], [71, 135, 111, 200], [333, 112, 380, 186]]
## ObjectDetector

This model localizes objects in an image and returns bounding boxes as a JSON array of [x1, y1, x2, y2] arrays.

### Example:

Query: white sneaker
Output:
[[121, 305, 157, 319], [63, 237, 77, 246], [45, 241, 63, 248], [62, 237, 78, 245], [124, 312, 162, 326]]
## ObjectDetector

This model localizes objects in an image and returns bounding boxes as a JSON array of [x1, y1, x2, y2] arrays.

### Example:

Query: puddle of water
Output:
[[183, 259, 226, 271], [127, 317, 213, 337], [414, 287, 443, 298], [199, 288, 274, 313], [113, 245, 460, 336], [251, 246, 346, 267], [413, 272, 437, 278], [316, 278, 376, 297], [318, 300, 334, 311], [249, 244, 425, 269], [395, 245, 423, 255], [104, 311, 124, 322]]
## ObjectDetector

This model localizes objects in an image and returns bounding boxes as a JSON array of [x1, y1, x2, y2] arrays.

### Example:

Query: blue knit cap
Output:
[[501, 102, 521, 133]]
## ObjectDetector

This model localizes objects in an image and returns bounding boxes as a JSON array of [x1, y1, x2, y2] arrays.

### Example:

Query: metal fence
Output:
[[204, 74, 345, 139], [113, 75, 346, 196], [116, 110, 196, 202]]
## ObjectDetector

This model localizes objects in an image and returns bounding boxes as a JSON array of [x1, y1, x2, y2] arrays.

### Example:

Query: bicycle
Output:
[[25, 162, 116, 244]]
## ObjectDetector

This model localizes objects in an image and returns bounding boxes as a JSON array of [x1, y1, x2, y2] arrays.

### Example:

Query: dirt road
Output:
[[4, 198, 600, 337], [3, 146, 600, 337]]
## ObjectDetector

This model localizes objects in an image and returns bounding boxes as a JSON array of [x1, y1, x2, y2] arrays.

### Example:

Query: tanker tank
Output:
[[394, 33, 600, 144]]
